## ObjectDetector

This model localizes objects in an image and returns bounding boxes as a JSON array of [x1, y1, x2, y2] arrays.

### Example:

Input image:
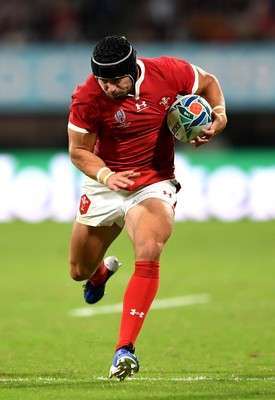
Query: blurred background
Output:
[[1, 0, 275, 222]]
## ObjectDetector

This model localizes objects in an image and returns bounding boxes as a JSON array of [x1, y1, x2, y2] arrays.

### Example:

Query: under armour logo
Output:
[[135, 101, 148, 112], [130, 309, 145, 318], [163, 190, 172, 198]]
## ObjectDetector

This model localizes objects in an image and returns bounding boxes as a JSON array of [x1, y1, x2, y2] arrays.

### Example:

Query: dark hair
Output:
[[91, 35, 137, 84]]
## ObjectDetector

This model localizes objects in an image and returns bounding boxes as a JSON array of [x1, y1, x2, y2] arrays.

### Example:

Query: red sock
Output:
[[115, 261, 160, 351], [88, 260, 108, 286]]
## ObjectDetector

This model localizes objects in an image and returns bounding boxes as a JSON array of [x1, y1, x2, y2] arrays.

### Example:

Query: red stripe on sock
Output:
[[88, 260, 108, 286], [115, 261, 160, 351]]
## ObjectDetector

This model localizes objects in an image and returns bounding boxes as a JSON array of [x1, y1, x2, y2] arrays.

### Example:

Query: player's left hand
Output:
[[190, 111, 227, 148]]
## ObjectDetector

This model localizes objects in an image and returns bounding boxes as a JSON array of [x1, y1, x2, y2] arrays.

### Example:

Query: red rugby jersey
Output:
[[68, 57, 198, 190]]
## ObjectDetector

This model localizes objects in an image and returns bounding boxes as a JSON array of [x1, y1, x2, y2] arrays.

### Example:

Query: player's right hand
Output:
[[105, 170, 140, 192]]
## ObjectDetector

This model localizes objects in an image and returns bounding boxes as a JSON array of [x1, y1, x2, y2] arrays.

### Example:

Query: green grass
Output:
[[0, 220, 274, 399]]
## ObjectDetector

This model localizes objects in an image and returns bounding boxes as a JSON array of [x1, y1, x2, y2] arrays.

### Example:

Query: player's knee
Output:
[[69, 265, 83, 281], [69, 262, 90, 281], [135, 240, 164, 261]]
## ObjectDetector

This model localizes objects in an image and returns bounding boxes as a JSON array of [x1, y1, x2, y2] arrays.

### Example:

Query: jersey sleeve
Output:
[[68, 83, 99, 134]]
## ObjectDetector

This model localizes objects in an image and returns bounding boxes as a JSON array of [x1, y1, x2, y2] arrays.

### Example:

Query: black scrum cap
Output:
[[91, 35, 137, 84]]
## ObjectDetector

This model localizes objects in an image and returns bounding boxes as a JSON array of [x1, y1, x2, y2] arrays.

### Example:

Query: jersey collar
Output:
[[127, 59, 145, 100]]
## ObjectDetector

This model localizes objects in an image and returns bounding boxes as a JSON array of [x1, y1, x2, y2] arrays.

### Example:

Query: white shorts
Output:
[[76, 178, 180, 228]]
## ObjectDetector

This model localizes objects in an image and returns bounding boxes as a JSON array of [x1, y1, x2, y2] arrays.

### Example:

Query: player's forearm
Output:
[[201, 79, 226, 111], [198, 78, 223, 106], [69, 148, 139, 189], [195, 68, 226, 110], [69, 147, 108, 181]]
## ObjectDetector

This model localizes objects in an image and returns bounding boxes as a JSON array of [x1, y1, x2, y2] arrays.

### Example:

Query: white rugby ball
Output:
[[167, 94, 212, 142]]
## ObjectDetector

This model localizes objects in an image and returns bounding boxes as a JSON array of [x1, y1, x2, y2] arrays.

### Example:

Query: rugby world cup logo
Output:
[[114, 109, 131, 128], [115, 109, 126, 124]]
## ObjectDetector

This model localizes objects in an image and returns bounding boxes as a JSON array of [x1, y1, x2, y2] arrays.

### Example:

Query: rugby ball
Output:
[[167, 94, 212, 143]]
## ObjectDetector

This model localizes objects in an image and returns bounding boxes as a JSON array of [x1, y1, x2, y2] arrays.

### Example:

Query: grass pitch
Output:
[[0, 220, 274, 399]]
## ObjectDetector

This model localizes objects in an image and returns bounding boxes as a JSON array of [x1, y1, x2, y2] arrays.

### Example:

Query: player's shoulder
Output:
[[139, 56, 190, 73], [72, 74, 101, 103], [140, 56, 187, 66]]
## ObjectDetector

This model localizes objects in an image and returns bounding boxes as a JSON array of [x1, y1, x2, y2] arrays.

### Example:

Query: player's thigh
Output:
[[70, 220, 122, 275], [125, 198, 174, 260]]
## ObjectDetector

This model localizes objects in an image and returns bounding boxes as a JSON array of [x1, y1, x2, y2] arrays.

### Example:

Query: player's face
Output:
[[97, 76, 134, 99]]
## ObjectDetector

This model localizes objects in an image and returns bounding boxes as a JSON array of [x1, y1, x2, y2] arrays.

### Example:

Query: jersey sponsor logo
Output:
[[135, 101, 149, 112], [159, 97, 171, 110], [79, 194, 91, 215], [114, 109, 131, 128]]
